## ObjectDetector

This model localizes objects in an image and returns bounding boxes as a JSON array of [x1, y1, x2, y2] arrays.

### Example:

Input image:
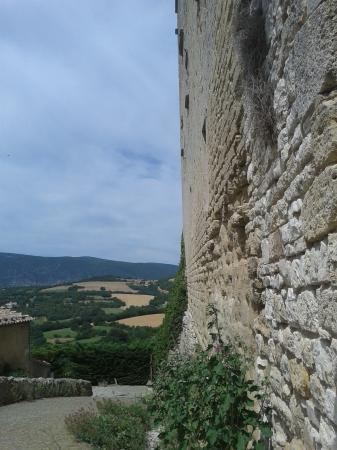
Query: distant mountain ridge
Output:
[[0, 252, 178, 287]]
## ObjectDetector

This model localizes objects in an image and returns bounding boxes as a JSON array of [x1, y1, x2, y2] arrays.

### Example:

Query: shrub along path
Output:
[[0, 385, 150, 450]]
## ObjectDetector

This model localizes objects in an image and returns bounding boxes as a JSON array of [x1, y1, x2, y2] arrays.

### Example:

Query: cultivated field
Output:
[[47, 338, 74, 344], [117, 313, 165, 328], [40, 285, 71, 292], [76, 281, 136, 292], [113, 293, 154, 307], [41, 281, 137, 293], [44, 327, 76, 343]]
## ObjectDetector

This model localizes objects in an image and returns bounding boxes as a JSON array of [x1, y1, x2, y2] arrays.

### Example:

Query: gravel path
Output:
[[0, 385, 151, 450]]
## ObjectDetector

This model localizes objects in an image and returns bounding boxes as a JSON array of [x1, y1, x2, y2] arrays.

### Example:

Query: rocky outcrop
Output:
[[177, 0, 337, 448], [0, 377, 92, 406]]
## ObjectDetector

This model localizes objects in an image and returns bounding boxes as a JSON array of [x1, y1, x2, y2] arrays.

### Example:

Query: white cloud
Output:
[[0, 0, 181, 264]]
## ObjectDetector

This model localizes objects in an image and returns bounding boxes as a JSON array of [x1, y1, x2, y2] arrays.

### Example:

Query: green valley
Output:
[[0, 278, 171, 384]]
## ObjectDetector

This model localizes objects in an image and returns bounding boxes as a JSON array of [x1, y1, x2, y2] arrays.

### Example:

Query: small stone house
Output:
[[0, 307, 33, 374]]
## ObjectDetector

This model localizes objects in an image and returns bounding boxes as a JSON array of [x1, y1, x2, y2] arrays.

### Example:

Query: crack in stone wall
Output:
[[177, 0, 337, 448]]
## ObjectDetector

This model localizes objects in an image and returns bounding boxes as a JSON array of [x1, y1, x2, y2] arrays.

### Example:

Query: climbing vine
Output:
[[153, 236, 187, 367]]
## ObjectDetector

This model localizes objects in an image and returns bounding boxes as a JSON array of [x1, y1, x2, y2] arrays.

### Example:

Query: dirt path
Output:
[[0, 385, 151, 450]]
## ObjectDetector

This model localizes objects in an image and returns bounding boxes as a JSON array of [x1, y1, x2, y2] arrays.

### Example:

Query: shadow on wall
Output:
[[233, 0, 276, 145]]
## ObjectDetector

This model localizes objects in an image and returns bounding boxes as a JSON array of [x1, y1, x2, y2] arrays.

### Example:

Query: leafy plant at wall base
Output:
[[150, 347, 270, 450], [150, 305, 271, 449], [154, 236, 187, 367]]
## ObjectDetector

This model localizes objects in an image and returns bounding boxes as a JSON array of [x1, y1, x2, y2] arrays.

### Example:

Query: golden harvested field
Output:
[[76, 281, 136, 292], [41, 281, 137, 293], [117, 314, 165, 328], [114, 293, 154, 307]]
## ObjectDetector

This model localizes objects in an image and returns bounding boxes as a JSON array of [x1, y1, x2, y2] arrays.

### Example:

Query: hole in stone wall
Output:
[[185, 94, 190, 110], [229, 211, 248, 256], [195, 0, 201, 17], [184, 49, 189, 71], [180, 116, 184, 129], [181, 148, 184, 157], [175, 0, 178, 14], [179, 30, 184, 57], [202, 117, 206, 142], [234, 0, 268, 77]]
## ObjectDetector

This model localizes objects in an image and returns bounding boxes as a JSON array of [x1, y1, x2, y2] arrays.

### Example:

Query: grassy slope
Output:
[[44, 328, 76, 339]]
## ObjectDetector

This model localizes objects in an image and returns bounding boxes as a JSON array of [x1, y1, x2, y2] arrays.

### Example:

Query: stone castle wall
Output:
[[177, 0, 337, 448]]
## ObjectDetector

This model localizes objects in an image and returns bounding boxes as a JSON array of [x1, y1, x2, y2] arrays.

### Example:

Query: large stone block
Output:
[[306, 400, 320, 429], [262, 229, 285, 263], [312, 340, 334, 386], [285, 290, 319, 332], [317, 288, 337, 335], [302, 165, 337, 242], [271, 393, 293, 430], [309, 374, 325, 412], [284, 1, 337, 122], [289, 359, 310, 398], [281, 327, 303, 359], [312, 97, 337, 172], [264, 289, 287, 324], [319, 418, 337, 450], [324, 389, 337, 425], [303, 418, 320, 450], [281, 218, 303, 245]]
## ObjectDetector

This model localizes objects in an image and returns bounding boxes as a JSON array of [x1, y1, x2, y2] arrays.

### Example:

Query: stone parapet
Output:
[[0, 376, 92, 406]]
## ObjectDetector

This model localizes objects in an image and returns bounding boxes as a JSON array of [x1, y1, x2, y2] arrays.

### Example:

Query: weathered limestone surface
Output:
[[177, 0, 337, 448], [0, 376, 92, 406]]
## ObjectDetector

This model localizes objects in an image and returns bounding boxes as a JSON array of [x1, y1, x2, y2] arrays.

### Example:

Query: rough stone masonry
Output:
[[176, 0, 337, 448]]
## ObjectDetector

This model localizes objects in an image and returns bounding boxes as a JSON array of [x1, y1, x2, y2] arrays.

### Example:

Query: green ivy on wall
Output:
[[154, 236, 187, 367]]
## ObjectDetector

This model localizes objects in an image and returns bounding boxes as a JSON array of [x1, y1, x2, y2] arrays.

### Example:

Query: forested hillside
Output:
[[0, 253, 177, 287]]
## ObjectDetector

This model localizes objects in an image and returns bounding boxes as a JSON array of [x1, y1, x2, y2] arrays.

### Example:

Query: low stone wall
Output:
[[0, 376, 92, 406]]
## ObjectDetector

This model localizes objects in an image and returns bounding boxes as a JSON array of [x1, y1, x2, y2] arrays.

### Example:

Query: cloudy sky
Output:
[[0, 0, 181, 265]]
